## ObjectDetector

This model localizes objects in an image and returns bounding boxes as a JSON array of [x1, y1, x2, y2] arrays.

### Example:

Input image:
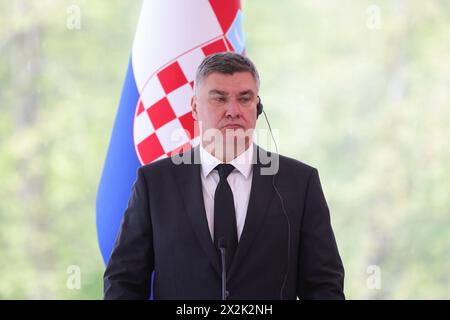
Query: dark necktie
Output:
[[214, 164, 238, 271]]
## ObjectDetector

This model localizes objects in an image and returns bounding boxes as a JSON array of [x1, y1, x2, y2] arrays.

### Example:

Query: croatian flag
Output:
[[96, 0, 246, 264]]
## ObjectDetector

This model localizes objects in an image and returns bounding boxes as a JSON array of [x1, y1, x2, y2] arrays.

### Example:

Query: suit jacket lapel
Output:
[[174, 146, 221, 277], [228, 145, 277, 280]]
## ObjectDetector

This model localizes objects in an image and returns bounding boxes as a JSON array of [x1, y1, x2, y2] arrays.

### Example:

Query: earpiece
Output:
[[258, 99, 291, 300], [256, 96, 263, 118]]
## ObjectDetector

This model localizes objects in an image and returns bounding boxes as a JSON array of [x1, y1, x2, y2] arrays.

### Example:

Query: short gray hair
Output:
[[194, 52, 260, 94]]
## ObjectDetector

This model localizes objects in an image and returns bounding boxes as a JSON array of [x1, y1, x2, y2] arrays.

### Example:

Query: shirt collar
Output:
[[200, 143, 254, 179]]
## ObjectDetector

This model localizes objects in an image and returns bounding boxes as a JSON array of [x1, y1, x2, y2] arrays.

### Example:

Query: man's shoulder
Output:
[[137, 146, 318, 178], [257, 146, 317, 176], [138, 147, 197, 176]]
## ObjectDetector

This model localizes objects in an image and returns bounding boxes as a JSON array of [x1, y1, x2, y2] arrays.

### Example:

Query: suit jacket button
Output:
[[225, 290, 230, 299]]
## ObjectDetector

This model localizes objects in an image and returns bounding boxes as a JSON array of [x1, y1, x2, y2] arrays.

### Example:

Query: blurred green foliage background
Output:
[[0, 0, 448, 299]]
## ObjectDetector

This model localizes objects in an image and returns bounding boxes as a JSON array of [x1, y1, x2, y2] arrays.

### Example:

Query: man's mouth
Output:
[[222, 124, 244, 129]]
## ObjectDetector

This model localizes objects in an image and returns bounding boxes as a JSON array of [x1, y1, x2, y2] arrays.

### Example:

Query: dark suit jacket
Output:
[[103, 145, 344, 300]]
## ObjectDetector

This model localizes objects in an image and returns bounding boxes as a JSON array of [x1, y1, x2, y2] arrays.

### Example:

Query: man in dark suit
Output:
[[103, 52, 345, 300]]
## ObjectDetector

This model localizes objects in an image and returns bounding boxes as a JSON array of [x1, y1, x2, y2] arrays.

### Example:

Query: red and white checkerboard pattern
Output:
[[133, 37, 233, 165]]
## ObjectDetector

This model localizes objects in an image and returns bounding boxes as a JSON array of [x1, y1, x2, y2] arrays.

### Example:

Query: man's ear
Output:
[[191, 95, 198, 120]]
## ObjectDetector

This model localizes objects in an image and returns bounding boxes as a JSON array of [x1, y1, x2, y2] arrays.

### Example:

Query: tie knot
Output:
[[215, 164, 235, 180]]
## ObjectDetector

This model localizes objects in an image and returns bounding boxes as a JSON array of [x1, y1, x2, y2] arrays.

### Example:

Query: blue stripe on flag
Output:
[[96, 57, 141, 264]]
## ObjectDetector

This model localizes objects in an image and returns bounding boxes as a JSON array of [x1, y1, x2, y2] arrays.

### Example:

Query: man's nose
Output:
[[225, 99, 241, 118]]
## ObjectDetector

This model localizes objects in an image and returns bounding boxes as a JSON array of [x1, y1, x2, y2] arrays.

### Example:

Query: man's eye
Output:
[[214, 97, 226, 102], [239, 97, 251, 103]]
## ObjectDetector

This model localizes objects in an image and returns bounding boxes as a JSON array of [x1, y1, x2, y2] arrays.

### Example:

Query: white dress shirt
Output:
[[199, 144, 254, 242]]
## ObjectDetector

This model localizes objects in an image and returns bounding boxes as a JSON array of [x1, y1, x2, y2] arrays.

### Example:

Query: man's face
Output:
[[191, 71, 259, 148]]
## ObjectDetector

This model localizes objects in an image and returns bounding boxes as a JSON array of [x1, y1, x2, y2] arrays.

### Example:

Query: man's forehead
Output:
[[198, 72, 257, 94], [202, 71, 256, 85]]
